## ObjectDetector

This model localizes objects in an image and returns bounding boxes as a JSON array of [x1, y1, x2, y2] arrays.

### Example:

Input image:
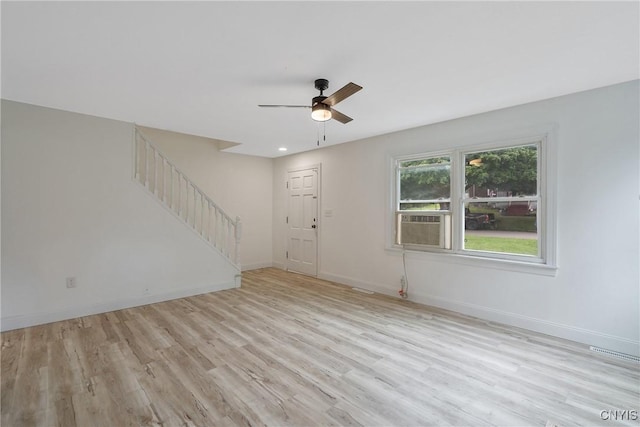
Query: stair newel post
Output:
[[234, 216, 242, 268]]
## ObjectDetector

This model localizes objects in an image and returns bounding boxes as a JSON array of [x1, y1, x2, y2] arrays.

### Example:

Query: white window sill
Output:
[[386, 245, 558, 277]]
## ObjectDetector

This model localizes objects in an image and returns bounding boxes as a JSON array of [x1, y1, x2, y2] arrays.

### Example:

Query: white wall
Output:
[[1, 101, 240, 330], [273, 81, 640, 356], [136, 126, 273, 271]]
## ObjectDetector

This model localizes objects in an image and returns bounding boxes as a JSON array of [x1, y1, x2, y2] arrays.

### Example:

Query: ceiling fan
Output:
[[258, 79, 363, 124]]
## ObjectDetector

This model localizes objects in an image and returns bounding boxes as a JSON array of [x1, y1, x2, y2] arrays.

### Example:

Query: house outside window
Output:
[[394, 136, 555, 269]]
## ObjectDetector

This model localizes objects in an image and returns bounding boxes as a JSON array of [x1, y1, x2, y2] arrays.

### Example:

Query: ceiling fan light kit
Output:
[[259, 78, 362, 124], [311, 101, 332, 122]]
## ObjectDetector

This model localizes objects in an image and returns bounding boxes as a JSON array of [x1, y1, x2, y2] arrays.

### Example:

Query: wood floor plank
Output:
[[7, 327, 49, 426], [1, 328, 24, 426], [137, 359, 213, 426], [2, 267, 639, 426]]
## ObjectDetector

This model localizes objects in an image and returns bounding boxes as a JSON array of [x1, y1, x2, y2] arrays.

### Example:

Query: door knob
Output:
[[311, 225, 316, 229]]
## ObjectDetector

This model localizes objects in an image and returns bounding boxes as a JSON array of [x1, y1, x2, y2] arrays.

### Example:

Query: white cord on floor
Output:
[[400, 248, 409, 299]]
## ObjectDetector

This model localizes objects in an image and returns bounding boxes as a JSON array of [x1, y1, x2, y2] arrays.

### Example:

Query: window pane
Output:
[[465, 145, 537, 197], [464, 202, 538, 256], [399, 157, 450, 210]]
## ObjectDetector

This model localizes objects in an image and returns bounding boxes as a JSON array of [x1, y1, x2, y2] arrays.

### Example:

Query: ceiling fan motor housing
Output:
[[312, 95, 327, 106]]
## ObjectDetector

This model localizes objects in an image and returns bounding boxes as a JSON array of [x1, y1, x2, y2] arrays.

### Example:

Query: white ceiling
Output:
[[2, 1, 638, 158]]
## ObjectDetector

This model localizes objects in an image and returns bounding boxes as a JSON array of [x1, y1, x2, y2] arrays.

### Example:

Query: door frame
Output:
[[286, 163, 321, 276]]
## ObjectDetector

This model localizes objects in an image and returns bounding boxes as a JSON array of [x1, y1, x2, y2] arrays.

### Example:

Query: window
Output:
[[463, 145, 539, 258], [394, 137, 554, 268], [396, 155, 452, 249]]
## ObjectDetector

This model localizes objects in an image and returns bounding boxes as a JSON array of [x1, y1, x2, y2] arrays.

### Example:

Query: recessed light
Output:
[[278, 147, 287, 152]]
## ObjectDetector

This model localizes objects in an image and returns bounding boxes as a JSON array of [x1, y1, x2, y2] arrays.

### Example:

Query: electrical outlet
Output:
[[66, 277, 77, 288], [400, 276, 406, 286]]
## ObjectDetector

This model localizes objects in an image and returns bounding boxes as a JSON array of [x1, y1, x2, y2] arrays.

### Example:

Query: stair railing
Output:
[[134, 128, 241, 269]]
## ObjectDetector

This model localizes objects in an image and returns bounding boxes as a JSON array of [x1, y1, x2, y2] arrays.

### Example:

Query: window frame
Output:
[[390, 131, 557, 275], [393, 151, 454, 251]]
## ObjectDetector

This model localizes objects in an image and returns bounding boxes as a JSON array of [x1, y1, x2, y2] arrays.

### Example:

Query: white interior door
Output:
[[286, 167, 318, 276]]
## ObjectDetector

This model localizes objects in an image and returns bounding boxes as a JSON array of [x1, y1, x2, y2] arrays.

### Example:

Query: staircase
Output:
[[134, 128, 241, 271]]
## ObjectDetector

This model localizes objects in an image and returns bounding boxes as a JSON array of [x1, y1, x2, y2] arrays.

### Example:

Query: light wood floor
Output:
[[2, 268, 638, 427]]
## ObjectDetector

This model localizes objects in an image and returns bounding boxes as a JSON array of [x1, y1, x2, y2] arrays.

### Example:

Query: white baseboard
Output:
[[271, 261, 285, 270], [241, 261, 274, 271], [0, 280, 236, 332], [410, 292, 640, 357], [318, 271, 399, 298], [319, 271, 639, 357]]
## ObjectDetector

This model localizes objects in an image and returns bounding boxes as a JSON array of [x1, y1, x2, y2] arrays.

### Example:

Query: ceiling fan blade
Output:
[[330, 108, 353, 124], [322, 82, 363, 106], [258, 104, 310, 108]]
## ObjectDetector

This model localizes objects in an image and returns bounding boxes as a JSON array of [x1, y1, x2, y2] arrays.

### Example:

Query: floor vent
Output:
[[352, 287, 374, 294], [590, 346, 640, 363]]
